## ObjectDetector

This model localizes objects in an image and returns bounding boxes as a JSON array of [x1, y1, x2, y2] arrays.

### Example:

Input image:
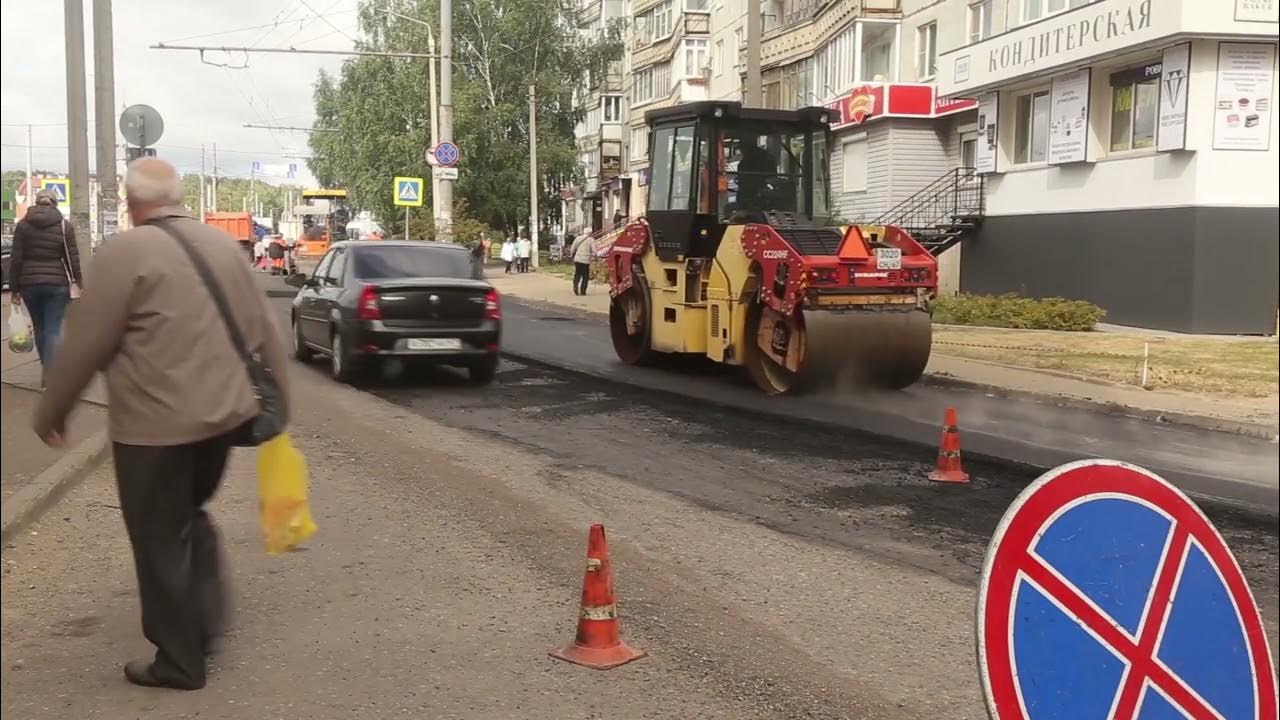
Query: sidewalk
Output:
[[489, 270, 1280, 434], [2, 295, 109, 510]]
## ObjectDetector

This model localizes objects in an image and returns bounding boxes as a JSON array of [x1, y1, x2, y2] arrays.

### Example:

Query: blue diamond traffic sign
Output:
[[393, 176, 424, 207], [433, 141, 459, 167], [39, 178, 70, 206], [978, 460, 1277, 720]]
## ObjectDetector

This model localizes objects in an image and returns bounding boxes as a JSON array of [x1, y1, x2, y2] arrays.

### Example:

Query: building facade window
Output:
[[603, 94, 623, 122], [633, 66, 655, 104], [714, 39, 724, 75], [631, 127, 649, 160], [968, 1, 992, 44], [1022, 0, 1093, 24], [842, 135, 868, 192], [780, 58, 813, 109], [812, 22, 856, 103], [1014, 89, 1051, 164], [916, 22, 938, 80], [860, 21, 897, 82], [683, 38, 709, 78], [637, 0, 675, 44], [1109, 64, 1160, 152], [686, 0, 709, 11]]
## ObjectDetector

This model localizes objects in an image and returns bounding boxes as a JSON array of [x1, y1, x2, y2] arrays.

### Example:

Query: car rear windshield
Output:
[[352, 246, 473, 280]]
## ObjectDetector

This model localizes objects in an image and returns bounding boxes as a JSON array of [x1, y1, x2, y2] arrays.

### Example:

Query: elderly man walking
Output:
[[34, 158, 292, 690]]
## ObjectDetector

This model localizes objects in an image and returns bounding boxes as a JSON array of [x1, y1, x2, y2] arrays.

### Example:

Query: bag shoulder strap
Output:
[[150, 219, 252, 363]]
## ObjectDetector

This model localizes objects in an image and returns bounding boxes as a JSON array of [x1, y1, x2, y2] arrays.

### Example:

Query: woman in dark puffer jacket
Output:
[[10, 189, 84, 379]]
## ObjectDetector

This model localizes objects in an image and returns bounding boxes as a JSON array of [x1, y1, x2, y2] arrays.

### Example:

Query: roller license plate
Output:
[[407, 338, 462, 351], [875, 247, 902, 270]]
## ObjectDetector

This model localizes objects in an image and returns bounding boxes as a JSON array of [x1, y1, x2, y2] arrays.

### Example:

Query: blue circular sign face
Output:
[[434, 141, 459, 167]]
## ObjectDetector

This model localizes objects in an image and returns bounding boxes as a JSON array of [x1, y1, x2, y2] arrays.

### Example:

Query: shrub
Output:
[[933, 293, 1105, 331]]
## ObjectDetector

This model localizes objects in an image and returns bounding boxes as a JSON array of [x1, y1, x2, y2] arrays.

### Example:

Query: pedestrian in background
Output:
[[569, 232, 594, 296], [9, 189, 83, 385], [517, 234, 532, 273], [501, 236, 516, 274], [34, 158, 291, 691]]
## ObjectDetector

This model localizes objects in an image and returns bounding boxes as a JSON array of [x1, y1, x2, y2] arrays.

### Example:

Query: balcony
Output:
[[760, 0, 900, 69]]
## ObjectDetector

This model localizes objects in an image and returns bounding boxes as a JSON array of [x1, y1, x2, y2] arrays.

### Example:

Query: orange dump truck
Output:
[[204, 212, 256, 260]]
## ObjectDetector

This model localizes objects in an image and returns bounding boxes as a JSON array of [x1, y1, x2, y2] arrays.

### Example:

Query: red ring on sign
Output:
[[977, 460, 1277, 720]]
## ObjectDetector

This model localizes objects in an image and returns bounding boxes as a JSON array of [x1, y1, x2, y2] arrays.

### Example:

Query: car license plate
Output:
[[875, 247, 902, 270], [407, 338, 462, 351]]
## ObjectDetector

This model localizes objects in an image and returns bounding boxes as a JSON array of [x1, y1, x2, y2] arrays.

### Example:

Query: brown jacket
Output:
[[35, 208, 291, 446]]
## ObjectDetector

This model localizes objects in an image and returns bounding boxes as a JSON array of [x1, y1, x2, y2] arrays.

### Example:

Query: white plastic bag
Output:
[[7, 304, 34, 354]]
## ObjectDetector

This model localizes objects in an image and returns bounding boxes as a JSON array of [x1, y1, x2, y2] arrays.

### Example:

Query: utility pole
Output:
[[64, 0, 92, 263], [438, 0, 454, 242], [211, 143, 218, 211], [528, 84, 539, 269], [427, 24, 441, 238], [199, 145, 206, 222], [745, 0, 763, 106], [250, 162, 256, 217], [92, 0, 117, 244]]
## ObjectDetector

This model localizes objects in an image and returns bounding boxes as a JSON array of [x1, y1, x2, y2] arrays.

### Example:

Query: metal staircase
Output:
[[870, 167, 985, 256]]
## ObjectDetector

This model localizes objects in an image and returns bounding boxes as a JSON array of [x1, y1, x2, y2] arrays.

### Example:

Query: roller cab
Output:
[[607, 102, 937, 394]]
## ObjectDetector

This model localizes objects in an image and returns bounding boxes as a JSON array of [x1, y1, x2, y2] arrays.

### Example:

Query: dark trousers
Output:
[[113, 433, 233, 689], [504, 260, 513, 274], [20, 284, 70, 369], [573, 262, 590, 295]]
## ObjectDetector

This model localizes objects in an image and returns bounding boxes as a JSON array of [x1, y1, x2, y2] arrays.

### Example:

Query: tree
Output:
[[308, 0, 623, 238]]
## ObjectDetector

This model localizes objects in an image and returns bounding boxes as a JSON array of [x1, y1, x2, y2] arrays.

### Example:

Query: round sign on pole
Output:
[[977, 459, 1277, 720], [119, 104, 165, 147], [433, 141, 459, 168]]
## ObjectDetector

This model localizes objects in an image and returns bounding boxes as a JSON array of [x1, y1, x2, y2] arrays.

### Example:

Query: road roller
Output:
[[606, 101, 936, 394]]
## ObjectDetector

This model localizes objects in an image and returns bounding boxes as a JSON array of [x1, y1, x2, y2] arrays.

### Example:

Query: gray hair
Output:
[[124, 157, 185, 206], [33, 189, 58, 206]]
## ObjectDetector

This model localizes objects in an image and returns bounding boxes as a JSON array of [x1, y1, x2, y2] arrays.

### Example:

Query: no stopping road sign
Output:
[[977, 460, 1277, 720]]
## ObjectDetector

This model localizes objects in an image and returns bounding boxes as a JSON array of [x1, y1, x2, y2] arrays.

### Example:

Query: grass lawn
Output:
[[933, 325, 1279, 398]]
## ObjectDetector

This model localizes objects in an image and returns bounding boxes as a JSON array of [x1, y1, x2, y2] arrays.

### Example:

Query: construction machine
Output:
[[606, 102, 936, 394], [296, 188, 351, 257]]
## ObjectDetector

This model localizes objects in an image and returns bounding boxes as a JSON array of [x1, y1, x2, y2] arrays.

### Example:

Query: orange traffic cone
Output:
[[549, 524, 646, 670], [929, 407, 970, 484]]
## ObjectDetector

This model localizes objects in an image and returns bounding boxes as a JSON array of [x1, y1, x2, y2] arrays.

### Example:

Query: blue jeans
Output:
[[20, 284, 70, 368]]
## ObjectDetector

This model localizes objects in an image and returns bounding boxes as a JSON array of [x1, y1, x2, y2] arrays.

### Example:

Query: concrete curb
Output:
[[0, 428, 111, 543], [500, 292, 1278, 441]]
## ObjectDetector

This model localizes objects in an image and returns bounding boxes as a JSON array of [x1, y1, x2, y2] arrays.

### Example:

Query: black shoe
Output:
[[123, 660, 204, 690]]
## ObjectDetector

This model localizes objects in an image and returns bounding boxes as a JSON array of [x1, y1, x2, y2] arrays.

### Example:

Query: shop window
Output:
[[1014, 89, 1051, 164], [1109, 64, 1160, 152], [968, 1, 992, 44], [859, 21, 898, 83], [961, 136, 977, 168], [842, 135, 868, 192], [916, 22, 938, 80]]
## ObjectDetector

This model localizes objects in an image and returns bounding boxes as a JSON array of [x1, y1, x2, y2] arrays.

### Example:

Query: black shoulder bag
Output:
[[151, 219, 286, 446]]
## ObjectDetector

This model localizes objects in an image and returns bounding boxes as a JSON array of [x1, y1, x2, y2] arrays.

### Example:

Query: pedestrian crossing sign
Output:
[[393, 176, 424, 207], [39, 178, 71, 211]]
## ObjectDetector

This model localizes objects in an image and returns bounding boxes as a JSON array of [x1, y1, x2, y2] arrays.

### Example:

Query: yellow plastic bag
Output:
[[256, 433, 317, 555]]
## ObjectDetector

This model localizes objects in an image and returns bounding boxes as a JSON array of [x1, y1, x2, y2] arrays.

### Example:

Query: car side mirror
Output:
[[285, 273, 311, 288]]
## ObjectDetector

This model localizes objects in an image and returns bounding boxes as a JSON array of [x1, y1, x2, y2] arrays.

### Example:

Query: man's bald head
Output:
[[125, 157, 185, 223]]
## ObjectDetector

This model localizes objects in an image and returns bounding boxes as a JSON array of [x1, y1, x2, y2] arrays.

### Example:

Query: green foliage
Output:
[[178, 175, 304, 221], [308, 0, 623, 237], [407, 200, 495, 248], [933, 293, 1106, 332]]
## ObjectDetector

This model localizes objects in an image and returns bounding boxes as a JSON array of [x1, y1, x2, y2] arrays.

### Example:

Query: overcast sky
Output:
[[0, 0, 362, 188]]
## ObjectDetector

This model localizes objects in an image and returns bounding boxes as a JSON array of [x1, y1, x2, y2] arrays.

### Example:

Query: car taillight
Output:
[[485, 289, 501, 320], [357, 284, 381, 320]]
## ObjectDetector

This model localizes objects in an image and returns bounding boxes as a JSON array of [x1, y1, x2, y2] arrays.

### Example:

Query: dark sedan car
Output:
[[288, 240, 500, 383]]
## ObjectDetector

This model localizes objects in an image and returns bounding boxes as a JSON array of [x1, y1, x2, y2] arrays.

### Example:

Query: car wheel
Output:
[[330, 330, 357, 383], [292, 315, 313, 362], [468, 356, 499, 384]]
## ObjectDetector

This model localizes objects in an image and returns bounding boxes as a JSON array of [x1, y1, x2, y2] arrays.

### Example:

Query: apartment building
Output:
[[619, 0, 717, 218], [937, 0, 1279, 333], [564, 0, 628, 239]]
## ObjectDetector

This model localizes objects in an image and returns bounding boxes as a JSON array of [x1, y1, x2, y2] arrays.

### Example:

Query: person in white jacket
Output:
[[568, 233, 595, 295], [500, 238, 516, 274], [516, 236, 532, 273]]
